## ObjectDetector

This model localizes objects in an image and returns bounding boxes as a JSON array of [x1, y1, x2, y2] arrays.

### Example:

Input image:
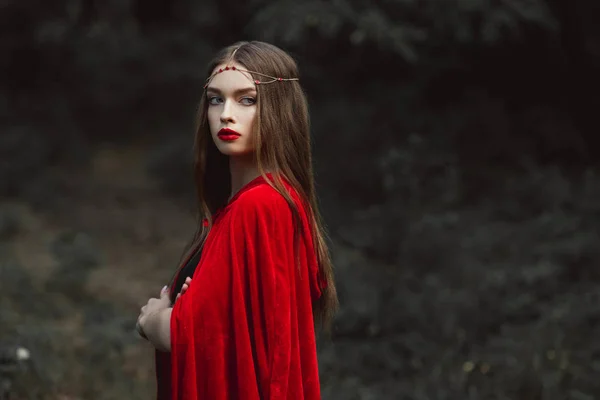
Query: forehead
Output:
[[208, 62, 255, 90]]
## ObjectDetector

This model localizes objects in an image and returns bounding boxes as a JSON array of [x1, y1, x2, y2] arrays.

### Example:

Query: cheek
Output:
[[207, 109, 220, 132], [242, 108, 257, 129]]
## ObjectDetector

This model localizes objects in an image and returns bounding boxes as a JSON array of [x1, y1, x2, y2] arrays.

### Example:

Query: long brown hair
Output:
[[174, 41, 338, 332]]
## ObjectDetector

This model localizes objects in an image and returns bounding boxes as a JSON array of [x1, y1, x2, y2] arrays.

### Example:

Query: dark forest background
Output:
[[1, 0, 600, 399]]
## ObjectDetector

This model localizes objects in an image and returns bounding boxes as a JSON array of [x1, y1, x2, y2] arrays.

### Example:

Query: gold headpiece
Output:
[[203, 65, 299, 90]]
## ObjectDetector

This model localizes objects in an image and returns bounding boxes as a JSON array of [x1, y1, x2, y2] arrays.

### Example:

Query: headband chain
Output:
[[203, 65, 299, 89]]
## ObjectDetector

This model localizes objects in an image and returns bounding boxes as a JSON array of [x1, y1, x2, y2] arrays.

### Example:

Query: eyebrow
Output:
[[206, 87, 257, 95]]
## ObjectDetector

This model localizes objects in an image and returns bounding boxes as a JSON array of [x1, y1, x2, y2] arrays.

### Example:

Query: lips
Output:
[[218, 128, 241, 137], [217, 128, 241, 141]]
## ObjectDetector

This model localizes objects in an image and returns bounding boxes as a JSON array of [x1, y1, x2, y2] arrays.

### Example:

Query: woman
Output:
[[137, 41, 338, 399]]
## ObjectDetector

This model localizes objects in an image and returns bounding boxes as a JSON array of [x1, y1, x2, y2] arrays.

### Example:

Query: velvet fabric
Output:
[[155, 176, 323, 399]]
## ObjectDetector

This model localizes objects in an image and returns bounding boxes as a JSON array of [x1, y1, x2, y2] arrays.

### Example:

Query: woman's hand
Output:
[[136, 279, 192, 339], [137, 286, 171, 339], [176, 277, 192, 302]]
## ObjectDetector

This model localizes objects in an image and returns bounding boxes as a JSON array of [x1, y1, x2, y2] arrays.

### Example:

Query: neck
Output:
[[229, 154, 261, 201]]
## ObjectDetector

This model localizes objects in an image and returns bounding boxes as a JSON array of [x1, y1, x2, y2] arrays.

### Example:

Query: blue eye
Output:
[[240, 97, 256, 105], [207, 96, 222, 105], [207, 96, 255, 106]]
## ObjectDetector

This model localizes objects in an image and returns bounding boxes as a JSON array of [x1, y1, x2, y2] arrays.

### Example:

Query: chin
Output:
[[215, 144, 254, 158]]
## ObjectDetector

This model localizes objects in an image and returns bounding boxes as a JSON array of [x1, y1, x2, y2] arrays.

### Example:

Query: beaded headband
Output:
[[203, 65, 299, 90]]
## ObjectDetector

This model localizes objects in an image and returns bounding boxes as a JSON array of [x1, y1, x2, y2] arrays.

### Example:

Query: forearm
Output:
[[144, 308, 172, 352]]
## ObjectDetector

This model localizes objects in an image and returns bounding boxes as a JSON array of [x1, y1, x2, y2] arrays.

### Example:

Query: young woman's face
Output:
[[206, 62, 258, 158]]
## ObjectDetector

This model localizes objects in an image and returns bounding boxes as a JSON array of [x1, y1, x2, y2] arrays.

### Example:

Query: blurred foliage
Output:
[[322, 167, 600, 399], [2, 0, 598, 211], [2, 169, 600, 398], [1, 1, 600, 398], [1, 0, 597, 137]]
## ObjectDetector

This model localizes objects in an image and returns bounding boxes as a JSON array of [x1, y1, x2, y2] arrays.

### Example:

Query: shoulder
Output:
[[238, 182, 288, 206], [230, 182, 293, 221]]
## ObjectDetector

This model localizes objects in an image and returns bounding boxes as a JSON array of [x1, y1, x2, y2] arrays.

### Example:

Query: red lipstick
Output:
[[217, 128, 241, 141]]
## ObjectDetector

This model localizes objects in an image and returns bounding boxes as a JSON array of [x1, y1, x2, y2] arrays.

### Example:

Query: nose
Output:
[[220, 99, 235, 124]]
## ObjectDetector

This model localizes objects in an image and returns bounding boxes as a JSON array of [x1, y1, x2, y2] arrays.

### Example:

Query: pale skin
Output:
[[137, 61, 262, 352], [136, 278, 191, 352], [206, 61, 262, 198]]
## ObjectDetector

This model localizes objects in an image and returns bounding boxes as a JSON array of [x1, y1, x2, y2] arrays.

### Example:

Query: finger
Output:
[[176, 293, 181, 301], [185, 277, 192, 283], [182, 283, 188, 291], [160, 285, 168, 296], [136, 320, 148, 340]]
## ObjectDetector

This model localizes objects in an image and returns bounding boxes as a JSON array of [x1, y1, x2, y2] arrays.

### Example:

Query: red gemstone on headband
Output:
[[219, 68, 223, 73], [255, 80, 260, 84], [225, 66, 230, 70], [232, 66, 236, 70], [278, 77, 283, 81]]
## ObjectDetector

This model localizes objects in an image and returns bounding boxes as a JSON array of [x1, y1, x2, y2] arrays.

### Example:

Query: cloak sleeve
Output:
[[168, 185, 322, 400]]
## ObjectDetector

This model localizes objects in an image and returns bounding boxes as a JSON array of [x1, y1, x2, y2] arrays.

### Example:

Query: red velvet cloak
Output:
[[155, 176, 324, 399]]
